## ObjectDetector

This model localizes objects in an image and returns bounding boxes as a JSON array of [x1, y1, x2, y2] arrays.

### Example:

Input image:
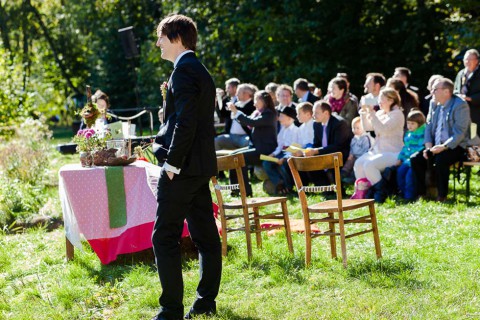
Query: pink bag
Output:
[[350, 178, 371, 199]]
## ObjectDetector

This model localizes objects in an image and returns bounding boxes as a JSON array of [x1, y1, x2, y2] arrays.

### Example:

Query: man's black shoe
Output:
[[184, 308, 216, 319]]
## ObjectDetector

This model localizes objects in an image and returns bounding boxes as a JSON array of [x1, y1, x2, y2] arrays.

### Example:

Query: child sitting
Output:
[[396, 110, 426, 201], [341, 116, 372, 183], [296, 102, 315, 149], [263, 106, 299, 194]]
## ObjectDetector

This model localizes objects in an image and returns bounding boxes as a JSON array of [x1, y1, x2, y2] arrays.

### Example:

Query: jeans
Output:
[[396, 163, 416, 200]]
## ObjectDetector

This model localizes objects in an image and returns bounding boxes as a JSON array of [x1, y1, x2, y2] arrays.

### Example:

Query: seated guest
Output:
[[295, 102, 315, 149], [387, 78, 419, 128], [214, 83, 256, 151], [396, 110, 426, 201], [360, 72, 386, 110], [262, 106, 299, 194], [265, 82, 279, 106], [229, 90, 278, 196], [353, 88, 405, 202], [303, 101, 353, 187], [275, 84, 299, 127], [217, 77, 240, 129], [454, 49, 480, 137], [294, 78, 320, 104], [336, 72, 359, 104], [341, 116, 372, 183], [393, 66, 420, 102], [411, 78, 473, 202], [325, 77, 359, 127], [420, 74, 443, 116]]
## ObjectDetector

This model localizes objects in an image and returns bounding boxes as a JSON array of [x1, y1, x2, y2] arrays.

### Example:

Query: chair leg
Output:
[[338, 211, 348, 268], [220, 209, 228, 257], [253, 207, 262, 249], [328, 212, 337, 259], [369, 203, 382, 259], [242, 206, 253, 260], [281, 201, 294, 254], [304, 217, 312, 266]]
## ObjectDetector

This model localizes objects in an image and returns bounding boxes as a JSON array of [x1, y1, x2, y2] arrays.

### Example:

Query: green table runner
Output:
[[104, 166, 127, 228]]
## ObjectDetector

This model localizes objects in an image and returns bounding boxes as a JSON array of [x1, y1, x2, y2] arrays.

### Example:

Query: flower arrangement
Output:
[[72, 128, 111, 153], [77, 102, 102, 128]]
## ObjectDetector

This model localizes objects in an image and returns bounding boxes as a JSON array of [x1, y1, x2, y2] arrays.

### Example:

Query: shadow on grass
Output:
[[218, 307, 261, 320], [347, 257, 427, 289], [76, 238, 201, 285]]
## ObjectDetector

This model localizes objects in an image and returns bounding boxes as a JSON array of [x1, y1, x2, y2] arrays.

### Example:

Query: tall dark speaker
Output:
[[118, 26, 139, 59]]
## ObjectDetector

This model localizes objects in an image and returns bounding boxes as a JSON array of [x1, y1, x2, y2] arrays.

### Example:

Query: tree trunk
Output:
[[26, 0, 81, 95], [0, 1, 12, 53]]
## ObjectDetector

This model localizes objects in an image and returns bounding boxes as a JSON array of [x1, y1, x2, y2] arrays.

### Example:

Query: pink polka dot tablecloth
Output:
[[59, 161, 161, 264]]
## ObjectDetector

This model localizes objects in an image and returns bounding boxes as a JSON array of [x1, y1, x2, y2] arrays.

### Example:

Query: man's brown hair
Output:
[[157, 14, 197, 51]]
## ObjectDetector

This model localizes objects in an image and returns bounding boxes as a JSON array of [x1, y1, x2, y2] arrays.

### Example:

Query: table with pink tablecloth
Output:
[[59, 161, 162, 264]]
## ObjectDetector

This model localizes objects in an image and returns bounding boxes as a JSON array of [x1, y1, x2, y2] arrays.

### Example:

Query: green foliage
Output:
[[1, 0, 479, 128], [0, 118, 56, 225], [0, 49, 35, 130]]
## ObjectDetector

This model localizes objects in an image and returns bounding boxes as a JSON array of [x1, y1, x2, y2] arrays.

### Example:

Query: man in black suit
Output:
[[152, 14, 221, 320], [294, 78, 320, 104], [304, 101, 353, 187], [454, 49, 480, 137]]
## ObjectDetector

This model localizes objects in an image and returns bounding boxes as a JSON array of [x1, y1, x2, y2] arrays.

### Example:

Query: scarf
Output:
[[329, 93, 347, 113]]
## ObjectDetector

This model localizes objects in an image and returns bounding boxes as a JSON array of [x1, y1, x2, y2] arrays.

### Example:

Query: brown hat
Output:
[[279, 105, 297, 120]]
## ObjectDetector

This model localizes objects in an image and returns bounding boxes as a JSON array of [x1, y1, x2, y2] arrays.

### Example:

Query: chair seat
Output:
[[224, 196, 287, 209], [308, 199, 374, 213]]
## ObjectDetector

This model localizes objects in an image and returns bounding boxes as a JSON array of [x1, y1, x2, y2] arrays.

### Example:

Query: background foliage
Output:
[[0, 0, 479, 125]]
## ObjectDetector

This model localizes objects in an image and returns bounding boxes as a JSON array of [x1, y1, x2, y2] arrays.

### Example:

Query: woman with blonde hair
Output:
[[352, 88, 405, 202]]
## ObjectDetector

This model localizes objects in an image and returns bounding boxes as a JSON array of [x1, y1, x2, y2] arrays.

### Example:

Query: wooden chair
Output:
[[287, 152, 381, 267], [212, 153, 294, 259]]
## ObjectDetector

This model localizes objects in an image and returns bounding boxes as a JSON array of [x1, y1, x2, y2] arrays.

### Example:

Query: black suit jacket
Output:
[[154, 52, 217, 177], [453, 68, 480, 108], [313, 115, 353, 160], [306, 92, 320, 105], [236, 108, 278, 155]]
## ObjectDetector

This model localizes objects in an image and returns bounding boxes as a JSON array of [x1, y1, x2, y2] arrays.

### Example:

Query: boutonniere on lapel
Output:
[[161, 81, 168, 104]]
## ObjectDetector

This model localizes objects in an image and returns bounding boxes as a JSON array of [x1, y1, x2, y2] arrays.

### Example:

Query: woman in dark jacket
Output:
[[229, 90, 278, 196]]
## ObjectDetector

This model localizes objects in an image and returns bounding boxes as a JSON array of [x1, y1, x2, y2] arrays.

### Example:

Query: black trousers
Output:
[[410, 147, 465, 198], [152, 171, 222, 319]]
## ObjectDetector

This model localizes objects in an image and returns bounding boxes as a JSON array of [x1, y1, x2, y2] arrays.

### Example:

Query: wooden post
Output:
[[66, 237, 74, 261]]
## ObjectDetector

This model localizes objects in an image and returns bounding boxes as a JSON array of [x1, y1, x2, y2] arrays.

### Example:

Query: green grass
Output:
[[2, 134, 480, 319]]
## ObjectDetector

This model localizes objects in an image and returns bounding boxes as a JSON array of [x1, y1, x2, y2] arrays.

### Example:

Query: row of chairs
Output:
[[212, 152, 382, 267]]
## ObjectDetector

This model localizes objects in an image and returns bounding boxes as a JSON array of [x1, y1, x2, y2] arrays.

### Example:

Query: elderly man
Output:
[[214, 83, 256, 150], [454, 49, 480, 137], [411, 78, 472, 202]]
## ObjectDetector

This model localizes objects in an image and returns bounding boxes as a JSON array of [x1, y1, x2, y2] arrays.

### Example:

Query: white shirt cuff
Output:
[[163, 162, 181, 174]]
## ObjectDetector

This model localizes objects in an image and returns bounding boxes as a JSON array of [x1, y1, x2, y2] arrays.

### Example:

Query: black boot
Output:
[[371, 180, 387, 203]]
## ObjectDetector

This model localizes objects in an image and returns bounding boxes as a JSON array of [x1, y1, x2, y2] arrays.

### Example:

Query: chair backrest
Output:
[[211, 153, 248, 208], [216, 153, 246, 171], [288, 152, 344, 208]]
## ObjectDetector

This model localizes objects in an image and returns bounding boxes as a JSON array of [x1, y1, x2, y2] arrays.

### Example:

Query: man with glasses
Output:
[[411, 78, 472, 202], [454, 49, 480, 137]]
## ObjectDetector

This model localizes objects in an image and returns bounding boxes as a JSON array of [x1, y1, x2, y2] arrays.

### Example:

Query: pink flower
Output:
[[77, 129, 85, 136], [84, 132, 93, 139]]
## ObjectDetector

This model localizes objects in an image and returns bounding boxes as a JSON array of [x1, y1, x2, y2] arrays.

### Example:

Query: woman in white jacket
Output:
[[353, 88, 405, 202]]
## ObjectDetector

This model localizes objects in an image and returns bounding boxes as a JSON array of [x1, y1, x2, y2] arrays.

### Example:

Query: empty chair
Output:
[[288, 152, 381, 267], [212, 153, 294, 259]]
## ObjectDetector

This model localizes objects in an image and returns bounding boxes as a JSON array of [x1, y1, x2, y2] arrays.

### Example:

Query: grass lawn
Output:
[[1, 136, 479, 319]]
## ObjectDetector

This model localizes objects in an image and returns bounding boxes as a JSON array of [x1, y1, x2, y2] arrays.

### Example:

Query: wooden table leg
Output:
[[66, 237, 74, 261]]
